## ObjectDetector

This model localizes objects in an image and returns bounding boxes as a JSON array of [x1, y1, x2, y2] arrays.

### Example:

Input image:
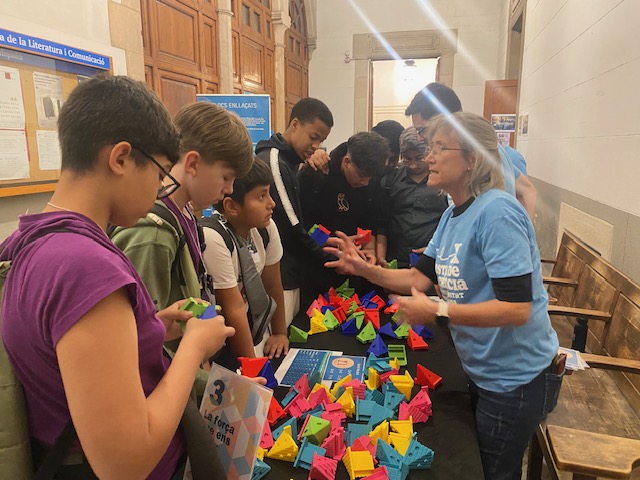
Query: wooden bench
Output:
[[527, 233, 640, 479]]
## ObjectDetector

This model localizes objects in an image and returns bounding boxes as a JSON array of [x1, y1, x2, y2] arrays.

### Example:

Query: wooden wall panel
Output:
[[158, 69, 199, 117], [241, 38, 264, 89], [201, 15, 217, 75], [155, 0, 199, 70]]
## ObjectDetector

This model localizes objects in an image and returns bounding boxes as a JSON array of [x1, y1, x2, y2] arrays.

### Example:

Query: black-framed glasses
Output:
[[416, 125, 429, 138], [131, 145, 180, 199], [425, 144, 468, 156], [400, 153, 426, 165]]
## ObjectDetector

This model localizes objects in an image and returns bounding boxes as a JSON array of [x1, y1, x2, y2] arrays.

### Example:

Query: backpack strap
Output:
[[198, 214, 235, 254], [149, 203, 188, 287], [257, 227, 270, 251]]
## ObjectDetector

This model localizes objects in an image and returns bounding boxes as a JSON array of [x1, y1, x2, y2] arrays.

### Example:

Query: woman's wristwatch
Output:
[[436, 301, 449, 326]]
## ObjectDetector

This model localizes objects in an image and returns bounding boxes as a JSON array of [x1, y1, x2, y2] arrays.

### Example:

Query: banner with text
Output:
[[197, 94, 271, 149]]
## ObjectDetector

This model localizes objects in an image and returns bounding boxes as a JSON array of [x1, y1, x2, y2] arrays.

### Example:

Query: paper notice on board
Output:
[[0, 66, 26, 130], [33, 72, 64, 129], [0, 129, 29, 180], [36, 130, 61, 170]]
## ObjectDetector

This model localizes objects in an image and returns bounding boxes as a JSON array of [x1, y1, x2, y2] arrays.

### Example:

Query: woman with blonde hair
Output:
[[325, 112, 562, 480]]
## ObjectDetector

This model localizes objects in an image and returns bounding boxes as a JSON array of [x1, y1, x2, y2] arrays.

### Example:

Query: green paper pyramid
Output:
[[301, 415, 331, 445], [323, 310, 339, 330], [357, 322, 377, 344], [289, 325, 308, 343], [394, 322, 410, 339], [386, 259, 398, 269]]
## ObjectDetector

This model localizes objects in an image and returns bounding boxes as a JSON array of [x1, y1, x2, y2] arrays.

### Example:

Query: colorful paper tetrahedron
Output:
[[369, 421, 390, 446], [354, 227, 372, 246], [239, 356, 268, 378], [407, 328, 429, 351], [389, 371, 415, 400], [309, 452, 339, 480], [288, 324, 308, 343], [401, 438, 435, 469], [342, 447, 375, 480], [267, 396, 285, 425], [301, 415, 331, 445], [383, 302, 399, 314], [294, 437, 327, 470], [393, 322, 410, 339], [309, 314, 329, 335], [266, 425, 298, 462], [341, 317, 358, 335], [320, 426, 346, 460], [367, 334, 388, 356], [283, 392, 312, 418], [309, 223, 331, 247], [258, 360, 278, 389], [415, 364, 442, 389], [250, 457, 271, 480], [356, 322, 377, 344], [387, 344, 407, 366], [323, 309, 340, 330], [272, 416, 298, 442], [293, 373, 311, 397], [378, 321, 397, 339], [336, 389, 356, 417], [364, 367, 380, 391], [259, 421, 274, 449], [364, 308, 381, 329], [386, 259, 398, 269]]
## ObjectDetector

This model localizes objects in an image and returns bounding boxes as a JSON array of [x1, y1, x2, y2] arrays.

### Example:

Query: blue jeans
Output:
[[469, 364, 563, 480]]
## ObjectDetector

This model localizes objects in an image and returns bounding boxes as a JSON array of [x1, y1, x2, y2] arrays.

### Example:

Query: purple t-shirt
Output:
[[0, 212, 185, 479]]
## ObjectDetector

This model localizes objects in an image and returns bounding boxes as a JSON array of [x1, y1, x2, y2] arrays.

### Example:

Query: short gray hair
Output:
[[427, 112, 504, 197]]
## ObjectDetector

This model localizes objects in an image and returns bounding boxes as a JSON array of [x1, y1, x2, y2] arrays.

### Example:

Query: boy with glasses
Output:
[[111, 102, 254, 310], [376, 126, 448, 269]]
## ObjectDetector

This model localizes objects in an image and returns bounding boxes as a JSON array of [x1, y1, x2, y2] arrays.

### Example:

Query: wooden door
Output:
[[141, 0, 219, 115], [483, 79, 518, 147]]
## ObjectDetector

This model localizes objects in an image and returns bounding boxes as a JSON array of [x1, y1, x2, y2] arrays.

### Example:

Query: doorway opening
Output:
[[371, 58, 438, 129]]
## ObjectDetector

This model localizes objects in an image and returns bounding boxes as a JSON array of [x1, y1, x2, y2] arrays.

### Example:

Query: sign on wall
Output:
[[197, 94, 271, 149]]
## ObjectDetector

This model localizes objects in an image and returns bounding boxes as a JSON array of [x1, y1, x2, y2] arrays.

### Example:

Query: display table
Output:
[[266, 308, 485, 480]]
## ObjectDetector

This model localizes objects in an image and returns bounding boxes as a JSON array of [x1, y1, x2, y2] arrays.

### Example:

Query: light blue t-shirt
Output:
[[498, 145, 520, 196], [425, 189, 558, 392], [504, 145, 527, 175]]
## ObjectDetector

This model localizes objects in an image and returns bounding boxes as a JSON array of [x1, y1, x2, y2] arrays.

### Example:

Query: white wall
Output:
[[517, 0, 640, 216], [0, 0, 127, 74], [309, 0, 504, 148]]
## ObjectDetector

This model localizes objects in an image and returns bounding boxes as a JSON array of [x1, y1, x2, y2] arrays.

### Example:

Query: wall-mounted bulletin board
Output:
[[0, 28, 112, 197]]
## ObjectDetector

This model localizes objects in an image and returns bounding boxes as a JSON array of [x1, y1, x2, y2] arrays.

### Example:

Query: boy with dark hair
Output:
[[255, 97, 333, 324], [376, 126, 448, 268], [406, 82, 537, 218], [1, 75, 234, 478], [371, 119, 405, 172], [111, 102, 254, 309], [298, 131, 388, 296], [201, 158, 289, 362]]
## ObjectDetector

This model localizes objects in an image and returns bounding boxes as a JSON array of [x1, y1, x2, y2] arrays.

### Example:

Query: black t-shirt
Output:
[[298, 145, 379, 235]]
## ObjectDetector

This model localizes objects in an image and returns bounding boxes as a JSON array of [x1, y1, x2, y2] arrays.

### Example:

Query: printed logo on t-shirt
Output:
[[435, 243, 469, 301], [337, 193, 349, 212]]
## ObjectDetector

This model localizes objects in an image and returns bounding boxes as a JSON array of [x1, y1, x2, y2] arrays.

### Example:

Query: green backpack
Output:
[[0, 259, 32, 479], [0, 232, 81, 480]]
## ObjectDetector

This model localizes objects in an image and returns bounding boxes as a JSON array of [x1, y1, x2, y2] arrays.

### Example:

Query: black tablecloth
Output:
[[265, 308, 485, 480]]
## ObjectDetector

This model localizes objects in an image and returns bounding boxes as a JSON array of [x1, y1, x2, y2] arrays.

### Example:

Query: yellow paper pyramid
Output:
[[266, 425, 299, 462]]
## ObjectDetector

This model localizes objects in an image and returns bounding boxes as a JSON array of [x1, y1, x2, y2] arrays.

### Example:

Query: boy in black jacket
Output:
[[255, 98, 333, 324]]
